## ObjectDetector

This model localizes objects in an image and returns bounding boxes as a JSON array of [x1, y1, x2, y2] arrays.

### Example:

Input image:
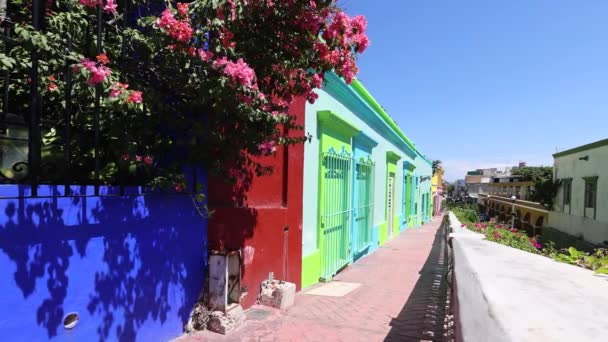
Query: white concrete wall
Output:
[[551, 143, 608, 244], [449, 212, 608, 342]]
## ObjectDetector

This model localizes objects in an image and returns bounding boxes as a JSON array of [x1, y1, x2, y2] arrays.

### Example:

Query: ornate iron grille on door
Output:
[[320, 147, 353, 280], [354, 156, 374, 254]]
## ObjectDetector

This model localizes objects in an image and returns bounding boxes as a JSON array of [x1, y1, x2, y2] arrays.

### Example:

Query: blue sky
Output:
[[342, 0, 608, 181]]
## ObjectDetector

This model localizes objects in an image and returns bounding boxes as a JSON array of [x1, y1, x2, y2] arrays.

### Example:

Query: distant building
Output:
[[466, 164, 548, 235], [549, 138, 608, 245], [464, 168, 504, 200], [432, 167, 445, 216]]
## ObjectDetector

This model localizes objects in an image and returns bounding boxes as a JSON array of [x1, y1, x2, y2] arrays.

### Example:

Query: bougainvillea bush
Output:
[[0, 0, 369, 192], [452, 209, 608, 275]]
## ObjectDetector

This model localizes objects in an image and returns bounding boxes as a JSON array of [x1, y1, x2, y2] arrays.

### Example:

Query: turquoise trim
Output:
[[353, 131, 378, 150], [323, 73, 417, 159], [403, 160, 416, 172]]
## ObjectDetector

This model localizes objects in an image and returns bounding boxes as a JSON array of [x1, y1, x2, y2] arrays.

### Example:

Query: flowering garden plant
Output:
[[0, 0, 369, 193], [452, 207, 608, 275]]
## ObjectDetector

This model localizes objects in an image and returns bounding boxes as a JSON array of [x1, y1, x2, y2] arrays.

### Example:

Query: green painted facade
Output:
[[301, 73, 433, 288]]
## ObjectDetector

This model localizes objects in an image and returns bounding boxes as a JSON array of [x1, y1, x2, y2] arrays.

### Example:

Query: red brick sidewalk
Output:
[[178, 217, 450, 342]]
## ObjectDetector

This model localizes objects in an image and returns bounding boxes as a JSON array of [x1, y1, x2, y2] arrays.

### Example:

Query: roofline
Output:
[[553, 138, 608, 158], [323, 73, 417, 159]]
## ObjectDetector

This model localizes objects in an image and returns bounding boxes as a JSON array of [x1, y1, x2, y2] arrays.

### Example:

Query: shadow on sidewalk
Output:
[[385, 216, 452, 342]]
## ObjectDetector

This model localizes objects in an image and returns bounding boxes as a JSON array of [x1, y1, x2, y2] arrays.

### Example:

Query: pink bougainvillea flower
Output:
[[311, 73, 323, 88], [96, 53, 110, 65], [307, 91, 319, 104], [127, 91, 143, 103], [177, 2, 189, 17], [79, 0, 99, 9], [156, 8, 193, 43], [143, 155, 153, 165], [103, 0, 117, 14], [529, 238, 542, 249], [222, 58, 256, 87], [258, 140, 277, 154], [109, 82, 128, 98], [86, 66, 111, 86], [197, 49, 214, 62]]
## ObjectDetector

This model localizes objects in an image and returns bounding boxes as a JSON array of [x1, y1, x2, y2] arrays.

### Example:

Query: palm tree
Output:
[[432, 160, 442, 175]]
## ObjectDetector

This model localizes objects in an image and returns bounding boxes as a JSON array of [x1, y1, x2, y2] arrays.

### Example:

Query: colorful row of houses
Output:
[[0, 73, 435, 341], [209, 72, 434, 308]]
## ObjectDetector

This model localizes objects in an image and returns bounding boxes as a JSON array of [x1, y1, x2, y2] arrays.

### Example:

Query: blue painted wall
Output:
[[0, 184, 207, 342]]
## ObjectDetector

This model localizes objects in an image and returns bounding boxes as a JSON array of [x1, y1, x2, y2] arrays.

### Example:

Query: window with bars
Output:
[[562, 179, 572, 208], [584, 177, 597, 212]]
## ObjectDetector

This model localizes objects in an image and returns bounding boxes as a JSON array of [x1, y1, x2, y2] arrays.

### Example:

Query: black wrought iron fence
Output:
[[0, 0, 199, 198]]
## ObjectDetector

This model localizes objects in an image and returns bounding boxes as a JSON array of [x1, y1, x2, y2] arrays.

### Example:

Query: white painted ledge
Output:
[[448, 212, 608, 342]]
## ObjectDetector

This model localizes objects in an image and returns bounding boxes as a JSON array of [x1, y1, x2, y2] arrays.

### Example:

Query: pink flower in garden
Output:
[[493, 231, 502, 239], [143, 155, 153, 165], [311, 73, 323, 88], [79, 0, 99, 9], [307, 91, 319, 104], [48, 83, 58, 92], [460, 224, 466, 228], [87, 66, 111, 86], [496, 224, 503, 229], [121, 154, 130, 161], [509, 228, 518, 233], [79, 58, 95, 70], [78, 58, 111, 86], [109, 82, 128, 98], [177, 2, 189, 17], [127, 91, 143, 103], [135, 155, 142, 162], [156, 8, 193, 43], [96, 53, 110, 65], [197, 49, 214, 62], [174, 184, 184, 193], [258, 141, 277, 154], [529, 238, 542, 249], [103, 0, 117, 14], [222, 58, 256, 87], [350, 15, 368, 33]]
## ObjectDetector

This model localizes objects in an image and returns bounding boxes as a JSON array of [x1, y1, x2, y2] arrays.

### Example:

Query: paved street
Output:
[[179, 217, 452, 342]]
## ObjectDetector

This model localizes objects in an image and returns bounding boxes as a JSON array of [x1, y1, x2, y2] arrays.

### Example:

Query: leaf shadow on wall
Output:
[[0, 185, 207, 341]]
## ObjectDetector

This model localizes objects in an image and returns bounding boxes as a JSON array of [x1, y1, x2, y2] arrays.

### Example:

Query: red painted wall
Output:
[[207, 98, 305, 309]]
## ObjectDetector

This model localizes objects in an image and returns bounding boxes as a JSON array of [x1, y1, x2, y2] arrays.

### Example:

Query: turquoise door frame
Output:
[[411, 174, 419, 226], [351, 132, 377, 261]]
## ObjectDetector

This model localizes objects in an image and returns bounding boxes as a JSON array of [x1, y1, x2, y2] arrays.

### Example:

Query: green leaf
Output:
[[569, 247, 584, 258], [595, 267, 608, 275]]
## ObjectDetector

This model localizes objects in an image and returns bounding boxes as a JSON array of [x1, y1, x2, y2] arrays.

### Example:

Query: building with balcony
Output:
[[549, 138, 608, 246], [480, 170, 548, 236]]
